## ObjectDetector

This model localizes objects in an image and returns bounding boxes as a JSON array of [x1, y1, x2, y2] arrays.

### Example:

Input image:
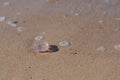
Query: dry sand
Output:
[[0, 0, 120, 80]]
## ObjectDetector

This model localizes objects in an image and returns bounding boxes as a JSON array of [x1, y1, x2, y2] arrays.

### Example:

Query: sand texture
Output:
[[0, 0, 120, 80]]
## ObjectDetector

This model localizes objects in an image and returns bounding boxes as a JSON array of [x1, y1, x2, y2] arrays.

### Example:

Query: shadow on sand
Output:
[[49, 45, 59, 52]]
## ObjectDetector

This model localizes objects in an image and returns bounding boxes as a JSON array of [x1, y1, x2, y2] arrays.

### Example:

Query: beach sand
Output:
[[0, 0, 120, 80]]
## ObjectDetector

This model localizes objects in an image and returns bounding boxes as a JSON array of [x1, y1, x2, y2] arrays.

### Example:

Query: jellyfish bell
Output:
[[33, 42, 51, 53]]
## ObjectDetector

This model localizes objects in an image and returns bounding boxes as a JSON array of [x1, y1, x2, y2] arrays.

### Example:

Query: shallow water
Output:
[[0, 0, 120, 15]]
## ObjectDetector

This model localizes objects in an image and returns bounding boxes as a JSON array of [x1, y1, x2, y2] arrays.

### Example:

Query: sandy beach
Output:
[[0, 0, 120, 80]]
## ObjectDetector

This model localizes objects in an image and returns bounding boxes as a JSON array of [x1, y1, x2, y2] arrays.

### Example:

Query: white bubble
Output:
[[59, 41, 71, 46], [3, 2, 10, 6], [114, 44, 120, 50], [35, 36, 44, 40], [96, 46, 106, 52], [74, 13, 79, 16], [17, 27, 24, 32], [98, 20, 104, 23], [0, 16, 6, 22]]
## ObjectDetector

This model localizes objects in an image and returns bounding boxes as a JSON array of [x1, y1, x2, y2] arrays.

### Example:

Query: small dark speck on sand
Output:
[[12, 21, 18, 24], [28, 66, 31, 69], [73, 53, 77, 55], [30, 77, 32, 79], [71, 52, 78, 55]]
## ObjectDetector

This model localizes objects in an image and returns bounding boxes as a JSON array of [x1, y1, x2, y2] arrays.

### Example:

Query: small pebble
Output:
[[35, 36, 44, 40], [0, 16, 6, 22], [7, 21, 17, 27], [59, 41, 71, 46], [96, 46, 106, 52], [114, 44, 120, 50], [17, 27, 24, 32]]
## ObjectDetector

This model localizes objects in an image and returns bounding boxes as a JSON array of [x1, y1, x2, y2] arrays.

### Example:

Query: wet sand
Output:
[[0, 0, 120, 80]]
